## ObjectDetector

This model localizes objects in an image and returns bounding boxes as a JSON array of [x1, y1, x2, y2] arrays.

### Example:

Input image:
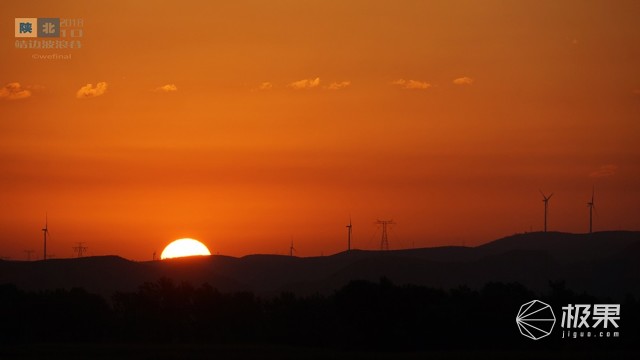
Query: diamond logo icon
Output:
[[516, 300, 556, 340]]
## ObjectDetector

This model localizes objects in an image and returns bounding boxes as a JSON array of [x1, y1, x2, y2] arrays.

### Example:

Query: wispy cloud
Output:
[[258, 82, 273, 91], [154, 84, 177, 92], [0, 82, 32, 100], [326, 81, 351, 90], [76, 82, 108, 99], [589, 164, 618, 178], [453, 76, 474, 85], [392, 79, 431, 90], [289, 77, 320, 90]]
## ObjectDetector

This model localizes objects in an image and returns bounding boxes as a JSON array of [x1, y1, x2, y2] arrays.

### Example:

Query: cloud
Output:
[[392, 79, 431, 90], [326, 81, 351, 90], [289, 77, 320, 90], [0, 82, 32, 100], [154, 84, 177, 92], [76, 82, 108, 99], [589, 164, 617, 178], [258, 82, 273, 91], [453, 76, 474, 85]]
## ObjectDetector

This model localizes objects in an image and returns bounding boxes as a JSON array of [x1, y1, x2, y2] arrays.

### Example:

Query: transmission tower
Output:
[[376, 219, 395, 251], [73, 242, 88, 257]]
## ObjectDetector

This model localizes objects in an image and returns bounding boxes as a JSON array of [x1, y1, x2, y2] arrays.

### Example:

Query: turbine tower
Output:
[[42, 214, 50, 261], [540, 191, 553, 232], [289, 238, 296, 257], [587, 187, 595, 233], [376, 219, 395, 250], [346, 217, 352, 252]]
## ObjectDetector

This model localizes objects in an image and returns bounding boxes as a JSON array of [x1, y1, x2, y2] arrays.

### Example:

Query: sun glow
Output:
[[160, 238, 211, 259]]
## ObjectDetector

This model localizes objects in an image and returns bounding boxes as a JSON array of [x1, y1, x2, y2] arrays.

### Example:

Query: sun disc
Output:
[[161, 238, 211, 259]]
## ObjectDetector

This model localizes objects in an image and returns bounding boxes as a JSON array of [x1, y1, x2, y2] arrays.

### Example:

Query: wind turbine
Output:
[[540, 191, 553, 232], [346, 217, 352, 252], [587, 187, 595, 233], [289, 238, 296, 257], [42, 214, 51, 261]]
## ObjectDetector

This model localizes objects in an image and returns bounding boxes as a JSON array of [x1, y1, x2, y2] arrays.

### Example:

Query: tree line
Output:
[[0, 278, 637, 351]]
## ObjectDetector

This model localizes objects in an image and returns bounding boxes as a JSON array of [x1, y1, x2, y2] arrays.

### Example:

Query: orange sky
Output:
[[1, 0, 639, 260]]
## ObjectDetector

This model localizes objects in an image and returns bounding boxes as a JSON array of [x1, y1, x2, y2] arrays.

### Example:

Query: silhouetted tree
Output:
[[1, 278, 635, 353]]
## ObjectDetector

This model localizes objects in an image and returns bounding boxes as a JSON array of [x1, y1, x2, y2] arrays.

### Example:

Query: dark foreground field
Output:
[[2, 343, 638, 360], [1, 278, 638, 358]]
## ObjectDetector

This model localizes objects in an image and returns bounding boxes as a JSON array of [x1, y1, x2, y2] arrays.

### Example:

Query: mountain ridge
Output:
[[1, 231, 638, 299]]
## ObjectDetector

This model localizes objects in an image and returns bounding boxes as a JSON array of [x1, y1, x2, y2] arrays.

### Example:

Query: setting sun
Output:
[[160, 238, 211, 260]]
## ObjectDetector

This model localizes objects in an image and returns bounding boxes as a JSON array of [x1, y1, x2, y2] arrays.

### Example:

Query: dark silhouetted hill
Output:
[[0, 231, 638, 298]]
